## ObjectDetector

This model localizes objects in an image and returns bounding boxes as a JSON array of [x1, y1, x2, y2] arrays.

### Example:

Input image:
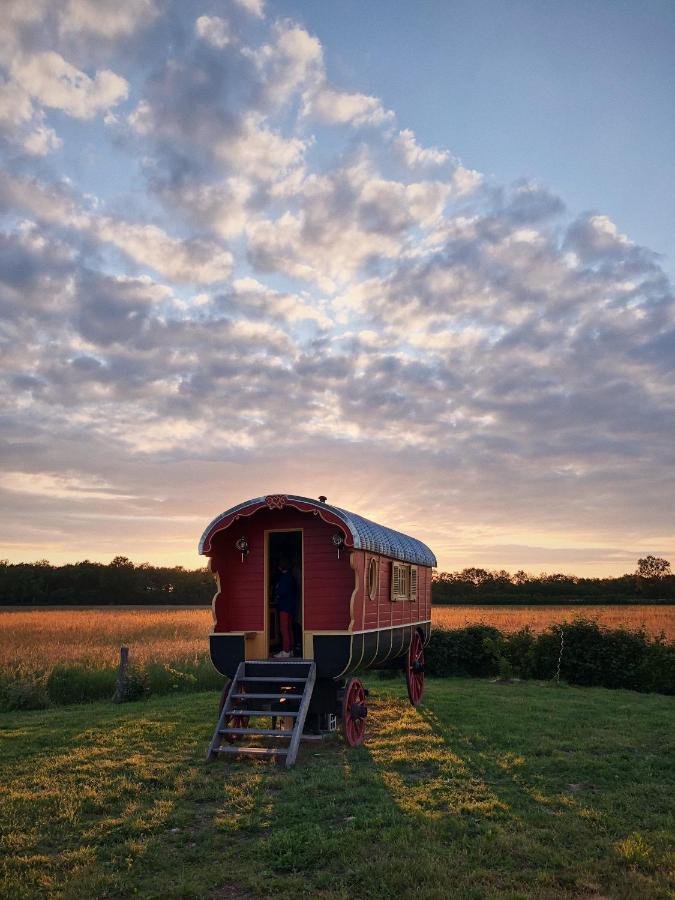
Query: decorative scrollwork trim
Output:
[[265, 494, 288, 509]]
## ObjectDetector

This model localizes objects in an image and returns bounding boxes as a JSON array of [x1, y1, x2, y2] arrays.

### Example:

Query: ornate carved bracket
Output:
[[265, 494, 288, 509]]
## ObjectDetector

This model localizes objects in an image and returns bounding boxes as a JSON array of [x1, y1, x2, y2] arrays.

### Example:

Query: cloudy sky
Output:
[[1, 0, 673, 575]]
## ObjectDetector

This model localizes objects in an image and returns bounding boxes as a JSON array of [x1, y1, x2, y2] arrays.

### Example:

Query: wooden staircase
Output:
[[207, 659, 316, 768]]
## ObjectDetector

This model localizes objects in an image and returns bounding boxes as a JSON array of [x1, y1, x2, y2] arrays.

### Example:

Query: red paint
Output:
[[205, 502, 432, 639], [209, 506, 354, 632], [201, 496, 353, 555], [359, 553, 432, 632]]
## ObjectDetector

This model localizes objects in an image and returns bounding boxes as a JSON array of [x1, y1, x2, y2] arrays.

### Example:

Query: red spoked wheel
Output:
[[406, 630, 425, 706], [219, 682, 250, 744], [341, 677, 367, 747]]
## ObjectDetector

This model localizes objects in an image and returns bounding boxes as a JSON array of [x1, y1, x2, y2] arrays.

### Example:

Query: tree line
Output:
[[0, 557, 214, 606], [0, 554, 672, 606], [432, 556, 674, 604]]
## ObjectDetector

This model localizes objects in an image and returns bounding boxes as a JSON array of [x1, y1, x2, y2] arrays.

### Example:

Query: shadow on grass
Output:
[[363, 680, 672, 898], [1, 682, 672, 899]]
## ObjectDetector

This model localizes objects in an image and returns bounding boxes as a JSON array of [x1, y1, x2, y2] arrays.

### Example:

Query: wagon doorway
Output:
[[267, 530, 303, 658]]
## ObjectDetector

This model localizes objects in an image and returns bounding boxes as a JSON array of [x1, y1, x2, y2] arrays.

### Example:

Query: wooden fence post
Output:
[[114, 645, 129, 702]]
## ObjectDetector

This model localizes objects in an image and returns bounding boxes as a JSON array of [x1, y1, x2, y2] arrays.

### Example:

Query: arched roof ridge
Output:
[[198, 494, 437, 567]]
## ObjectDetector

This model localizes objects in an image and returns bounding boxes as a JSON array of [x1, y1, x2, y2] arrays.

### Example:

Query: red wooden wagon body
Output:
[[200, 493, 436, 758]]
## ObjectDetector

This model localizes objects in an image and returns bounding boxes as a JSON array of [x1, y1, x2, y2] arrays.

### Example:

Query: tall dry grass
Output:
[[1, 605, 672, 709], [0, 608, 213, 674], [0, 608, 222, 711], [431, 604, 674, 638], [1, 604, 672, 677]]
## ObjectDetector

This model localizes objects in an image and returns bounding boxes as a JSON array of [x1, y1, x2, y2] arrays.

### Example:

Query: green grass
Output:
[[0, 658, 225, 712], [1, 678, 673, 899]]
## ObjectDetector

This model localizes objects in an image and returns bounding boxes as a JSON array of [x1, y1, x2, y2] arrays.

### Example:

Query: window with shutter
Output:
[[401, 565, 409, 598], [391, 561, 412, 601], [391, 562, 402, 601]]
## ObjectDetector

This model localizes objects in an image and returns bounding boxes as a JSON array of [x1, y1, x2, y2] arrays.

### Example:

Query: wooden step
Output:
[[239, 676, 307, 683], [219, 727, 293, 737], [217, 746, 288, 757], [244, 658, 312, 664], [244, 661, 312, 678], [207, 659, 316, 768], [230, 693, 301, 701]]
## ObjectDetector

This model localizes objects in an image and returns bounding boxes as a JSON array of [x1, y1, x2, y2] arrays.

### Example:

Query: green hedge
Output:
[[425, 621, 674, 694], [0, 659, 224, 712], [2, 620, 672, 711]]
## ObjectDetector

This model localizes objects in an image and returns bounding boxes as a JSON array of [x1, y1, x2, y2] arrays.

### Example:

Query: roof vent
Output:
[[318, 495, 327, 503]]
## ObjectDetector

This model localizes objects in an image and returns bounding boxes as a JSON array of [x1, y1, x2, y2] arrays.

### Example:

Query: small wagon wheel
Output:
[[219, 681, 250, 744], [341, 677, 367, 747], [406, 630, 425, 707]]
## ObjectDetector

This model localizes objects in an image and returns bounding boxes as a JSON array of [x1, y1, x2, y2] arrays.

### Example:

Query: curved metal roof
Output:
[[199, 494, 437, 567]]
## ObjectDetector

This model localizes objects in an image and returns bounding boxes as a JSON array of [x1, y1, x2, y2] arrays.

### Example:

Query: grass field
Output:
[[1, 678, 673, 899], [0, 607, 209, 674], [432, 604, 675, 637], [1, 605, 672, 678]]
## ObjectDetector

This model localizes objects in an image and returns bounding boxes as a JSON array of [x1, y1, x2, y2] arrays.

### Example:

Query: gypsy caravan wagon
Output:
[[201, 494, 436, 766]]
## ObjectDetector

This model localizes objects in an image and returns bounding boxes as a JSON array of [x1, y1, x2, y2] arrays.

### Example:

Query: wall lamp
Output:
[[235, 536, 249, 562]]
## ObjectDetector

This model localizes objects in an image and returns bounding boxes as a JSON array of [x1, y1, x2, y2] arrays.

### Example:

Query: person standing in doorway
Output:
[[274, 557, 297, 658]]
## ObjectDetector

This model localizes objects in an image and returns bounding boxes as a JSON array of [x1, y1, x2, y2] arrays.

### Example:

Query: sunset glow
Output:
[[1, 1, 673, 576]]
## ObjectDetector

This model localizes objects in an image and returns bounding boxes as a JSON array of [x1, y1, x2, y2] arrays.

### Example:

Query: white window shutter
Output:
[[391, 562, 414, 601], [391, 562, 401, 601]]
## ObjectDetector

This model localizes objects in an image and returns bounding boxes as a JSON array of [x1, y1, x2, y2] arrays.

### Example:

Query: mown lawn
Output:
[[1, 678, 673, 899]]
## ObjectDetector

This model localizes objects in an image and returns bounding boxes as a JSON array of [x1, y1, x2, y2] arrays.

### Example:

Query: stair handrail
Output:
[[206, 660, 246, 762], [285, 661, 316, 768]]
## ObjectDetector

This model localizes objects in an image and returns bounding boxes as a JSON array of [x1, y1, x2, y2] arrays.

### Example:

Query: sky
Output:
[[0, 0, 673, 576]]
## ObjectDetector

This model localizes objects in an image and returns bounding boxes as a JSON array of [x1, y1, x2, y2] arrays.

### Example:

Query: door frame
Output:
[[264, 528, 304, 657]]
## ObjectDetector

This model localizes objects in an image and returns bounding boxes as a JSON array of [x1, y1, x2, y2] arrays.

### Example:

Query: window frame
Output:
[[367, 556, 379, 601], [391, 561, 418, 602]]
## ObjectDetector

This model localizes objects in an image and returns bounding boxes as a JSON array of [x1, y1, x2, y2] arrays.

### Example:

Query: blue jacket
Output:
[[276, 571, 297, 615]]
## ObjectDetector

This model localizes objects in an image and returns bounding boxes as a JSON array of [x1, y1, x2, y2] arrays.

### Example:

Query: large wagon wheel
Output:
[[218, 681, 250, 744], [341, 677, 367, 747], [406, 630, 425, 706]]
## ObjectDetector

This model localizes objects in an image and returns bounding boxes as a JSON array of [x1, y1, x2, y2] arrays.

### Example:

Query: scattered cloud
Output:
[[59, 0, 159, 39], [394, 129, 450, 169], [253, 22, 323, 107], [0, 471, 138, 501], [195, 15, 231, 49], [304, 85, 393, 127], [0, 172, 233, 283], [10, 52, 128, 119], [0, 1, 672, 572], [22, 122, 62, 156], [234, 0, 265, 19]]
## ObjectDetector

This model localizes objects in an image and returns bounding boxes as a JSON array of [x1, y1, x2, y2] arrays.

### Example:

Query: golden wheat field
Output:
[[0, 604, 672, 675], [0, 608, 209, 674], [431, 604, 674, 638]]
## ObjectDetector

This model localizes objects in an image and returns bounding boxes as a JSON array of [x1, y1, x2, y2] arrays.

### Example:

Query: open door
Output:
[[267, 530, 303, 657]]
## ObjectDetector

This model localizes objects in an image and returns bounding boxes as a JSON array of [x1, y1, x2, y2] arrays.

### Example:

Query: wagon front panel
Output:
[[208, 503, 354, 665]]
